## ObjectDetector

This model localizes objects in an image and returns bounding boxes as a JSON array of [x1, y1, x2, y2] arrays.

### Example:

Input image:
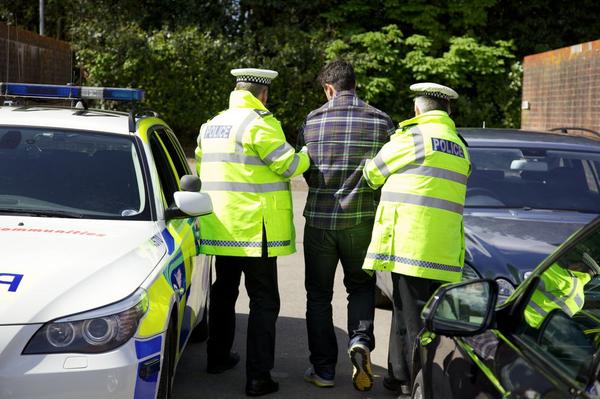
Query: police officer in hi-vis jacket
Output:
[[195, 68, 310, 396], [362, 83, 471, 394]]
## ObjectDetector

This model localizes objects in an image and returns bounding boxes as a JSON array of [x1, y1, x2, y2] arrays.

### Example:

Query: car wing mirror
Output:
[[164, 175, 213, 220], [422, 279, 498, 337], [180, 174, 201, 192]]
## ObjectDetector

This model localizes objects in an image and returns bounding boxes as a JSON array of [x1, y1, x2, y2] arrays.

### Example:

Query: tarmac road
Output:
[[173, 178, 400, 399]]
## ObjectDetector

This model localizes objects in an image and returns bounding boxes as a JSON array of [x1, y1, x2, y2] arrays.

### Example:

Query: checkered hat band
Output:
[[236, 75, 272, 85], [420, 91, 449, 100]]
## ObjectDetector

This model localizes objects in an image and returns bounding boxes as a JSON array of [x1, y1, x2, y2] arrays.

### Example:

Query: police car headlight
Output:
[[23, 288, 149, 354], [46, 323, 76, 347]]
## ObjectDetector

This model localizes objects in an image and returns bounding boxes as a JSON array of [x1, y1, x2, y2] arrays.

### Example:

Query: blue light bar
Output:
[[0, 82, 145, 102]]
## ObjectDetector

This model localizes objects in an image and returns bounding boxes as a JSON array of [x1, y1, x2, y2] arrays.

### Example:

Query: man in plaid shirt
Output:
[[296, 60, 394, 391]]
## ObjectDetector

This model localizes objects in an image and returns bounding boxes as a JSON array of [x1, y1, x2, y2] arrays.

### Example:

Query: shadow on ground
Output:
[[173, 313, 397, 399]]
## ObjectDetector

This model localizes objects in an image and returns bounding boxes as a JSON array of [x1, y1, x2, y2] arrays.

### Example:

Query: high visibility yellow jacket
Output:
[[362, 111, 471, 282], [524, 263, 590, 328], [195, 90, 310, 257]]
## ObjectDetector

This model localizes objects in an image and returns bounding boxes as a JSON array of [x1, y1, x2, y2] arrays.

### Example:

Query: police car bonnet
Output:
[[410, 82, 458, 100], [231, 68, 278, 86]]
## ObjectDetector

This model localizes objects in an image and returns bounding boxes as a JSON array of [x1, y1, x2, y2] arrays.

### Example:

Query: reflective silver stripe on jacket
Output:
[[202, 181, 290, 193], [536, 277, 580, 316], [283, 155, 300, 177], [539, 290, 574, 316], [380, 192, 464, 214], [396, 164, 468, 185], [373, 154, 391, 179], [201, 153, 265, 165], [573, 292, 584, 308], [263, 142, 294, 165], [527, 300, 549, 318], [235, 111, 261, 152], [410, 127, 425, 164], [200, 239, 291, 248], [365, 253, 462, 273]]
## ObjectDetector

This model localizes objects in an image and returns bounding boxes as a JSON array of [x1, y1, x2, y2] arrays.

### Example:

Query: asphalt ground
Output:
[[173, 177, 402, 399]]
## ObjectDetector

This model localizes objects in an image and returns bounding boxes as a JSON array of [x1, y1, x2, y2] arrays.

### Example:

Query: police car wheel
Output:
[[411, 370, 424, 399], [157, 317, 177, 399]]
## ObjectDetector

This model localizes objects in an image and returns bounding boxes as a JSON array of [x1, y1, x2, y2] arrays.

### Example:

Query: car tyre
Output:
[[411, 370, 424, 399], [157, 316, 177, 399]]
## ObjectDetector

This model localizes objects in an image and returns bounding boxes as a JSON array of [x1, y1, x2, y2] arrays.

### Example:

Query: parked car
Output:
[[377, 128, 600, 305], [0, 83, 212, 399], [416, 215, 600, 399]]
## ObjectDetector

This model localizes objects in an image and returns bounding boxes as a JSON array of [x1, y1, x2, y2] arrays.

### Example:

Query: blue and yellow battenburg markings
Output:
[[134, 336, 163, 399], [160, 220, 197, 350], [161, 228, 176, 255], [134, 218, 200, 397]]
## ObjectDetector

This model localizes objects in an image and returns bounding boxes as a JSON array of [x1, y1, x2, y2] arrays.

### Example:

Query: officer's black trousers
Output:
[[207, 254, 280, 380], [389, 273, 439, 383]]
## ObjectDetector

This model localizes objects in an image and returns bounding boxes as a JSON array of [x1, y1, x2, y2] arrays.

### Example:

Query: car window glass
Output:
[[0, 127, 149, 220], [157, 129, 190, 180], [434, 281, 491, 331], [149, 129, 179, 207], [517, 227, 600, 385], [467, 148, 600, 213]]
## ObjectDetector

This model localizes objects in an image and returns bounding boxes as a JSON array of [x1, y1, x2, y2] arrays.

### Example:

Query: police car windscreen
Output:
[[466, 148, 600, 213], [0, 128, 149, 220]]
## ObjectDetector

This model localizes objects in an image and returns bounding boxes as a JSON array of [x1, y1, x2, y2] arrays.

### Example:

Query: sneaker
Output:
[[304, 367, 335, 388], [348, 342, 373, 391]]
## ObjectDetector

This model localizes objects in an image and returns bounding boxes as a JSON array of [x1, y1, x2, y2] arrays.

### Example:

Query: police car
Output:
[[416, 216, 600, 399], [0, 83, 212, 399]]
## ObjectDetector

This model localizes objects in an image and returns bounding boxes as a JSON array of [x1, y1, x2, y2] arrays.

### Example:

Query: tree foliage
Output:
[[2, 0, 600, 150], [326, 26, 520, 127]]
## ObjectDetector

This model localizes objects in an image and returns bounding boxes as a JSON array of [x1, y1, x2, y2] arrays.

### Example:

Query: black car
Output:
[[377, 128, 600, 305], [416, 215, 600, 399]]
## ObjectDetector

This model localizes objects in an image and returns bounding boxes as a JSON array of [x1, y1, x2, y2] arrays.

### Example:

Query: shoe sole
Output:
[[303, 374, 334, 388], [349, 345, 373, 392]]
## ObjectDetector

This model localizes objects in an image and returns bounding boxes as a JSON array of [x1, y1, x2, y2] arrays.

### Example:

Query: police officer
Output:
[[196, 68, 310, 396], [524, 253, 599, 329], [362, 83, 470, 393]]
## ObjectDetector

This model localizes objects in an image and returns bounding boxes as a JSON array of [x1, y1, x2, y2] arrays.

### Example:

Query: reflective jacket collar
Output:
[[399, 110, 456, 130], [229, 90, 269, 111]]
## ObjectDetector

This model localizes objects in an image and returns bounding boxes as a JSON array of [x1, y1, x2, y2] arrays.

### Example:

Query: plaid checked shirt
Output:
[[296, 90, 395, 230]]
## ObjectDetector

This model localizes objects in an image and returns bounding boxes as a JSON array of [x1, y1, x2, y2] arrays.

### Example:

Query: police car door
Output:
[[148, 127, 203, 353]]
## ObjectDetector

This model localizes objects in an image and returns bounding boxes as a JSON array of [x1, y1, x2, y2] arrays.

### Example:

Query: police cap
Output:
[[410, 82, 458, 100], [231, 68, 278, 86]]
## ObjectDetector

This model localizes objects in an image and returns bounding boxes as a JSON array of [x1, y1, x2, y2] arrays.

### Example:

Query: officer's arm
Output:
[[252, 117, 310, 178], [295, 120, 312, 183], [295, 119, 306, 151], [194, 146, 202, 176], [363, 132, 416, 189]]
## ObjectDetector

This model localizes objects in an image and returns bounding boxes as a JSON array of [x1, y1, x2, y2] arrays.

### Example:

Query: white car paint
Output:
[[0, 103, 212, 399]]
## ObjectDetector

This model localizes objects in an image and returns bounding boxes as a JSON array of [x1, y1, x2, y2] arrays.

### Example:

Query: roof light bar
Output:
[[0, 82, 145, 102]]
